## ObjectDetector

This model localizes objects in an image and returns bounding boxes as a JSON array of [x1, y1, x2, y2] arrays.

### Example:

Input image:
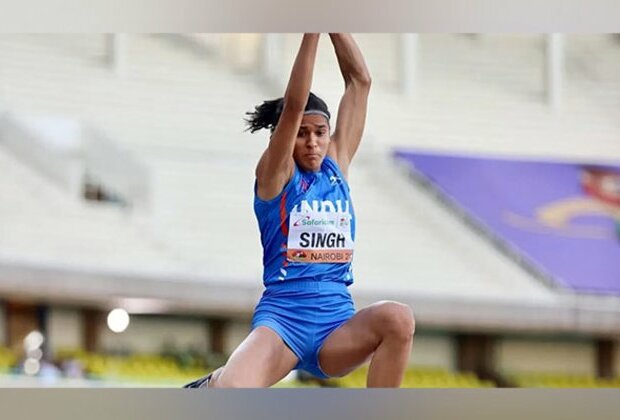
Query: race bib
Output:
[[287, 202, 354, 263]]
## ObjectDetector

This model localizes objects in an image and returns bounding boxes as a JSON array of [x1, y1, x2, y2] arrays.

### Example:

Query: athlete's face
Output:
[[293, 114, 330, 172]]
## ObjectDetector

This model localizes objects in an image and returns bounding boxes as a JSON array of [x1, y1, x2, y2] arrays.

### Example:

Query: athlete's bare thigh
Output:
[[211, 326, 299, 388]]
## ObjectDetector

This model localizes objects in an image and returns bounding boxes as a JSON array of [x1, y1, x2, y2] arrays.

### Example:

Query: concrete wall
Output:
[[614, 339, 620, 376], [495, 337, 596, 375], [47, 307, 82, 352], [99, 315, 209, 354], [411, 334, 455, 370], [224, 319, 251, 355], [0, 303, 5, 346]]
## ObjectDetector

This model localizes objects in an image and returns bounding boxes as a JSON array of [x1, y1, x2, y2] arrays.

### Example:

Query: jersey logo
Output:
[[292, 215, 311, 227], [300, 178, 310, 192]]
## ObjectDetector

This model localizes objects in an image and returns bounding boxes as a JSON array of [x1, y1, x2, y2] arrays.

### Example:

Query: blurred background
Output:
[[0, 33, 618, 388]]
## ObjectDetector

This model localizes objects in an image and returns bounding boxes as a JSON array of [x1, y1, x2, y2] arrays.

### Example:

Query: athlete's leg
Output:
[[209, 326, 299, 388], [318, 301, 415, 387]]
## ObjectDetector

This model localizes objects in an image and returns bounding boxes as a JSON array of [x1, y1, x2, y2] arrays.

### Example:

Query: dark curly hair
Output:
[[245, 92, 330, 133]]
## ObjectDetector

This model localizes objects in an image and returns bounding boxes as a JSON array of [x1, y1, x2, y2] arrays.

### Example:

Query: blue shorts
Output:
[[251, 280, 355, 379]]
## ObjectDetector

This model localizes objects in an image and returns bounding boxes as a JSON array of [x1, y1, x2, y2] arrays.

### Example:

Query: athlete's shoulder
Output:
[[255, 163, 302, 207], [321, 156, 350, 191], [322, 155, 345, 176]]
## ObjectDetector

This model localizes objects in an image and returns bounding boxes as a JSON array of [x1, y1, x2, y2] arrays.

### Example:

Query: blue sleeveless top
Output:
[[254, 156, 355, 286]]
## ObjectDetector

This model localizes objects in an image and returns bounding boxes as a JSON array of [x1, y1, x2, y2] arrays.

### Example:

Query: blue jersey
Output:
[[254, 156, 355, 286]]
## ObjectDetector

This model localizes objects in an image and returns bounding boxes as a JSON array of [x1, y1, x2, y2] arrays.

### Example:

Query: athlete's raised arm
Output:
[[252, 33, 320, 201], [327, 33, 371, 178]]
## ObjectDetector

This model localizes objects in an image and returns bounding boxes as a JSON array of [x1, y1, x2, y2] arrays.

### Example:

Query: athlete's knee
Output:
[[374, 301, 415, 342]]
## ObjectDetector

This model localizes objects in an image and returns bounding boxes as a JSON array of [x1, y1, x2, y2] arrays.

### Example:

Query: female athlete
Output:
[[185, 33, 414, 388]]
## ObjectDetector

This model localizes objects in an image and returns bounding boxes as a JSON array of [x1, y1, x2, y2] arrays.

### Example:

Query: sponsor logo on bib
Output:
[[287, 199, 354, 263]]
